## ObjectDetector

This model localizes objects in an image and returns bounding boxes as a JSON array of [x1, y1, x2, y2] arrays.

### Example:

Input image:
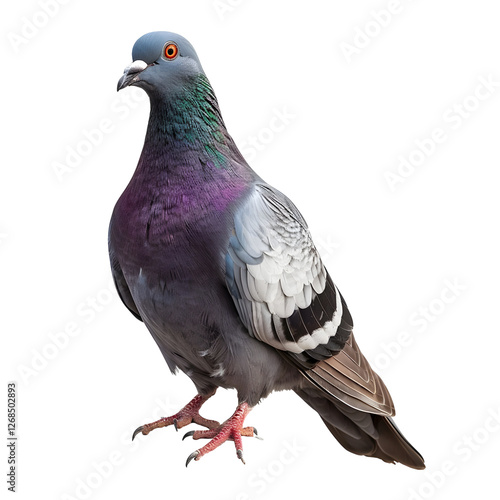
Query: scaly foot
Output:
[[132, 392, 219, 440], [183, 402, 259, 466]]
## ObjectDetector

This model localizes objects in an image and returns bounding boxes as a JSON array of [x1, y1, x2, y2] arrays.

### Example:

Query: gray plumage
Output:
[[109, 31, 425, 469]]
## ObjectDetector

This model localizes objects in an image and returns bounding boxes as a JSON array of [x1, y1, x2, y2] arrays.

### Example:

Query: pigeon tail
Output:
[[295, 387, 425, 470]]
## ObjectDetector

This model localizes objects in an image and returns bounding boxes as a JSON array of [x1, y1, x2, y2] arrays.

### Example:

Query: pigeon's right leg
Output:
[[132, 390, 220, 440]]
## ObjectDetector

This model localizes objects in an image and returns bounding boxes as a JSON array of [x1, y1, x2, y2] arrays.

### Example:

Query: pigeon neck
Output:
[[143, 75, 240, 171]]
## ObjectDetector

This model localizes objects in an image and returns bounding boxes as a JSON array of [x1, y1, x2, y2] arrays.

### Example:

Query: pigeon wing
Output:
[[109, 244, 142, 322], [225, 183, 394, 416]]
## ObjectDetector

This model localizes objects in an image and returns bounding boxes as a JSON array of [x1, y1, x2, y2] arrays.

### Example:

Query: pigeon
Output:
[[110, 31, 425, 469]]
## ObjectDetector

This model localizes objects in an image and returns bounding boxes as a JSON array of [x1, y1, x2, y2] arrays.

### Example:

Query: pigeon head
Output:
[[115, 31, 246, 172], [117, 31, 205, 98]]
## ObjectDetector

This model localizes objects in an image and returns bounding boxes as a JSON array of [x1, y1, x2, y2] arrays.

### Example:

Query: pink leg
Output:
[[132, 391, 219, 440], [184, 402, 258, 466]]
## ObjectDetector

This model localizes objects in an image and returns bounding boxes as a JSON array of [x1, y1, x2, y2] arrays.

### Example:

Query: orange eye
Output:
[[164, 43, 178, 60]]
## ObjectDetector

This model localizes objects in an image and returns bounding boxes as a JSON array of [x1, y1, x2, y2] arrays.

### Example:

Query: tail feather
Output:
[[373, 415, 425, 469], [295, 387, 425, 470]]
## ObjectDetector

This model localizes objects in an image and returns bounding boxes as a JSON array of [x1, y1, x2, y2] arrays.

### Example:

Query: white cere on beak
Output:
[[117, 60, 150, 91], [123, 60, 148, 75]]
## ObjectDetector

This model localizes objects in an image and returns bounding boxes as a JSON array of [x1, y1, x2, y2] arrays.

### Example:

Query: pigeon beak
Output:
[[117, 60, 149, 91]]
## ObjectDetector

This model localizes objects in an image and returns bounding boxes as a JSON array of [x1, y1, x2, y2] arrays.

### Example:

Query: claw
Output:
[[236, 449, 245, 465], [173, 418, 179, 432], [132, 425, 144, 441], [186, 450, 199, 467], [182, 430, 195, 441], [253, 428, 263, 441]]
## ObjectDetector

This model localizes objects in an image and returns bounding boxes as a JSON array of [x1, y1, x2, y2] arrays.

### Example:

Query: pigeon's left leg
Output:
[[132, 390, 220, 440], [184, 402, 259, 466]]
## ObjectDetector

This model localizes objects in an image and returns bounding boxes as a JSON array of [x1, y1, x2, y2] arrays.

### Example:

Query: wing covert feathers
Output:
[[226, 184, 352, 365]]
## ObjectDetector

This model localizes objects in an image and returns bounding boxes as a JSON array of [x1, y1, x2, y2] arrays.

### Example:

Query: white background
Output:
[[2, 0, 500, 499]]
